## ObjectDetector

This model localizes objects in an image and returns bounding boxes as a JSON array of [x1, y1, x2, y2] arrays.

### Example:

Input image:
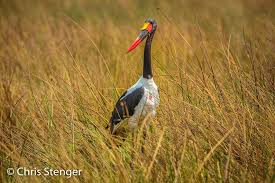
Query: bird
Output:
[[108, 18, 159, 135]]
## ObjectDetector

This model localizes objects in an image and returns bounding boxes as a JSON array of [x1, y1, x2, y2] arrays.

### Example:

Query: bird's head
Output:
[[127, 18, 157, 53]]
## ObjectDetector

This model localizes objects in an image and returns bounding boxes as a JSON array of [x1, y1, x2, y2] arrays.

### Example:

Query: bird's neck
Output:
[[143, 31, 155, 79]]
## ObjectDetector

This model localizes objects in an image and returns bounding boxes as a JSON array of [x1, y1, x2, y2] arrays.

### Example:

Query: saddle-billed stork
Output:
[[108, 18, 159, 135]]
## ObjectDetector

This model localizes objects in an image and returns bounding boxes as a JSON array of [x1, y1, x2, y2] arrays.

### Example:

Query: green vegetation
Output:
[[0, 0, 274, 182]]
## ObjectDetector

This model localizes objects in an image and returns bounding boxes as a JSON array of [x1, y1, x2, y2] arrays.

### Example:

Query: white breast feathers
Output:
[[128, 77, 159, 131]]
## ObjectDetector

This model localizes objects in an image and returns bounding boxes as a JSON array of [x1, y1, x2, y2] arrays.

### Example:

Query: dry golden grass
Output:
[[0, 0, 274, 182]]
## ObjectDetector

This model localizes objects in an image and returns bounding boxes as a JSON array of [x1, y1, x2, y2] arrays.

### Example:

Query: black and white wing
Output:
[[109, 87, 144, 134]]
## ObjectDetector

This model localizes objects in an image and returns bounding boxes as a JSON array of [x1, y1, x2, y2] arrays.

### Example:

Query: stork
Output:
[[108, 18, 159, 135]]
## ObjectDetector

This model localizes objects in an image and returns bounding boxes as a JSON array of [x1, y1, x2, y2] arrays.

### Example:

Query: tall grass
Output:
[[0, 0, 274, 182]]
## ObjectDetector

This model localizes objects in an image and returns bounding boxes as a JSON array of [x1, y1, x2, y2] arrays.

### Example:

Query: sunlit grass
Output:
[[0, 0, 274, 182]]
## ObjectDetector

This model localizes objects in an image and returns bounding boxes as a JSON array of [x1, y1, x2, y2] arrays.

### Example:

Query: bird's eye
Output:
[[147, 24, 153, 33]]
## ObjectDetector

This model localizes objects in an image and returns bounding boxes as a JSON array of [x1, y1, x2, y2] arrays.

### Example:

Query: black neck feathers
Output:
[[143, 32, 155, 79]]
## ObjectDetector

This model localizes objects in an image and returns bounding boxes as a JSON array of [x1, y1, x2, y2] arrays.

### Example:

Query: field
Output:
[[0, 0, 274, 182]]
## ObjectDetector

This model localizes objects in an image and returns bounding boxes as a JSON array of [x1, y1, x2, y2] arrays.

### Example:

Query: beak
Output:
[[127, 30, 149, 53]]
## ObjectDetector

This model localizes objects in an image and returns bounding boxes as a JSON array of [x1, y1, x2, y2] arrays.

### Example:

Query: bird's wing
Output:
[[109, 87, 144, 134]]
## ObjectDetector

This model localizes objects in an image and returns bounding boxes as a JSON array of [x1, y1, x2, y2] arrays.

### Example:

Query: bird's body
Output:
[[111, 77, 159, 133], [109, 18, 159, 135], [127, 77, 159, 130]]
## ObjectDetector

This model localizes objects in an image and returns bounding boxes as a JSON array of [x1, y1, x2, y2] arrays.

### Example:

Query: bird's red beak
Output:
[[127, 37, 143, 53], [127, 22, 153, 53]]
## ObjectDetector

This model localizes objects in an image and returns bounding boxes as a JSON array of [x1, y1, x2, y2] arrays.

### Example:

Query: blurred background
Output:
[[0, 0, 274, 182]]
